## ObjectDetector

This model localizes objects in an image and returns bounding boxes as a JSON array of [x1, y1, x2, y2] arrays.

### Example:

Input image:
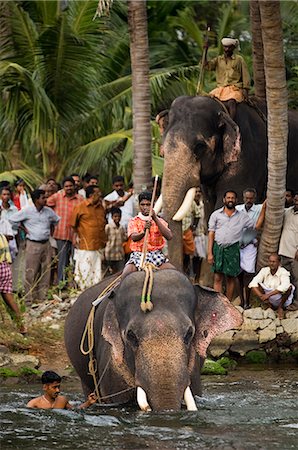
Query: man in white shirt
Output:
[[249, 253, 294, 319], [104, 175, 134, 229], [236, 188, 263, 309], [278, 192, 298, 311]]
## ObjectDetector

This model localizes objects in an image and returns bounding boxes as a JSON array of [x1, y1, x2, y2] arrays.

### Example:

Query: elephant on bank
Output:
[[160, 95, 298, 266], [64, 269, 242, 411]]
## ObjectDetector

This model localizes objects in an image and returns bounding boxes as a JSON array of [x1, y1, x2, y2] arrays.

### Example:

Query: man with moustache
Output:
[[236, 188, 263, 309], [70, 185, 106, 290], [205, 37, 250, 119], [208, 190, 265, 301]]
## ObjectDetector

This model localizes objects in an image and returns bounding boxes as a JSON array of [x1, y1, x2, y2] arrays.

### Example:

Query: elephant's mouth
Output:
[[154, 187, 196, 221], [136, 386, 198, 412]]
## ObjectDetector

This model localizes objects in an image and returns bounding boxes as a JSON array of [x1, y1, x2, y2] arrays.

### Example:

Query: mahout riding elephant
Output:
[[64, 269, 242, 411], [160, 95, 298, 266]]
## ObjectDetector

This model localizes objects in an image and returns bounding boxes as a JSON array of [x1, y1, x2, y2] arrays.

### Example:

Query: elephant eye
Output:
[[211, 312, 217, 321], [126, 329, 139, 348], [183, 326, 194, 345]]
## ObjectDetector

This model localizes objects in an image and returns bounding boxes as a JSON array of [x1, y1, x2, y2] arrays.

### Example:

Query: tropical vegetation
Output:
[[0, 0, 297, 191]]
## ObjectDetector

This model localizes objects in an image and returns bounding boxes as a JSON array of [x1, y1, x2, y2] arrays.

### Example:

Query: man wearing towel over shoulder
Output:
[[236, 188, 263, 309], [204, 36, 250, 119]]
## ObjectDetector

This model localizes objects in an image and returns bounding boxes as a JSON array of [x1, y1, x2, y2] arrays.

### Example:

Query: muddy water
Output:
[[1, 368, 297, 449]]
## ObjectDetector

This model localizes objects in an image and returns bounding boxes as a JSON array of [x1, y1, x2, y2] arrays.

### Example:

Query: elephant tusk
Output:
[[172, 188, 196, 221], [137, 387, 152, 412], [153, 194, 163, 215], [184, 386, 198, 411]]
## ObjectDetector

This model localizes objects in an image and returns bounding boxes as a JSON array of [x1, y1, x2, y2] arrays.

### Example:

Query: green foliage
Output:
[[217, 356, 237, 370], [201, 358, 227, 375], [0, 366, 42, 378], [245, 350, 267, 364], [0, 0, 297, 187], [0, 367, 18, 378], [18, 367, 42, 377]]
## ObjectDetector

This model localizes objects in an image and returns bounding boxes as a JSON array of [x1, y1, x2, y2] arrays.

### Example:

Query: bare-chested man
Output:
[[27, 371, 96, 410]]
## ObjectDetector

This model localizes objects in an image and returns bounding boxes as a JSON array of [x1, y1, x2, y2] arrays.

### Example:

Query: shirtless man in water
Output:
[[27, 371, 96, 410]]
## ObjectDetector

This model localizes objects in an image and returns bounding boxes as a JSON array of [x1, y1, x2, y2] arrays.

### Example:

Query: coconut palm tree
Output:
[[249, 0, 266, 99], [257, 0, 288, 267]]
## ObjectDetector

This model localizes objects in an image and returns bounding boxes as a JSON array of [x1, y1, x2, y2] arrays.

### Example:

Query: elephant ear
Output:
[[218, 111, 241, 165], [193, 285, 243, 359], [102, 300, 124, 365]]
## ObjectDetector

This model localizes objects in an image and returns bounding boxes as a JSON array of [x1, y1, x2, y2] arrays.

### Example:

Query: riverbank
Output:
[[0, 291, 298, 383]]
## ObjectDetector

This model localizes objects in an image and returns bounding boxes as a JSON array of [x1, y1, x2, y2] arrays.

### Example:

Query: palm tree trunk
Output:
[[9, 140, 22, 170], [128, 0, 152, 194], [249, 0, 266, 99], [257, 0, 288, 268]]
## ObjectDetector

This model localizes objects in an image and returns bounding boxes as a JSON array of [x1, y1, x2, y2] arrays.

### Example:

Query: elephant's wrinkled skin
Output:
[[64, 270, 242, 411], [162, 95, 298, 266]]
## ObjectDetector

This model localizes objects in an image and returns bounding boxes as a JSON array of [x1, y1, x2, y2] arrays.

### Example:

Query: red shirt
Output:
[[128, 215, 168, 252], [47, 190, 84, 241]]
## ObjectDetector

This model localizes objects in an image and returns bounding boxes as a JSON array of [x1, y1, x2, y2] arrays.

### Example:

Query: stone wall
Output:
[[209, 307, 298, 359]]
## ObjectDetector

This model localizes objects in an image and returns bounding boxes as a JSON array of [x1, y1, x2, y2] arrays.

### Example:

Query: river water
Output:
[[1, 367, 297, 450]]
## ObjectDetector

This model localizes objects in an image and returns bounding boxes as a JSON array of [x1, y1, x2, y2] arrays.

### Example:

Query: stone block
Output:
[[242, 318, 259, 331], [0, 345, 9, 354], [235, 305, 244, 314], [9, 354, 40, 369], [285, 310, 298, 319], [232, 296, 241, 307], [230, 330, 259, 356], [259, 328, 276, 343], [274, 318, 281, 326], [276, 326, 284, 334], [0, 354, 12, 367], [244, 307, 264, 320], [257, 319, 272, 330], [267, 321, 276, 331], [281, 319, 298, 335], [290, 333, 298, 344], [209, 330, 235, 357], [263, 308, 276, 320]]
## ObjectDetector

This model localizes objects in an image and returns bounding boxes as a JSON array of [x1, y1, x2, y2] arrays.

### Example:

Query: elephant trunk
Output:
[[135, 335, 190, 411], [162, 136, 200, 268]]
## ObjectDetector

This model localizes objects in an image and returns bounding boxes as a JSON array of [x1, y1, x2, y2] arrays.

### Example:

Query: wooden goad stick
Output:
[[139, 175, 159, 270]]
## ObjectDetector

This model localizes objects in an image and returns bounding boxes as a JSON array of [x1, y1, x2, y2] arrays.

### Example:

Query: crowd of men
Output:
[[7, 35, 296, 409], [0, 171, 297, 332], [0, 174, 134, 332], [207, 188, 298, 317]]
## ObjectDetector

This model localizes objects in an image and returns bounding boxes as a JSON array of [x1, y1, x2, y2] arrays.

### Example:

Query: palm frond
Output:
[[0, 167, 43, 189], [68, 129, 133, 175]]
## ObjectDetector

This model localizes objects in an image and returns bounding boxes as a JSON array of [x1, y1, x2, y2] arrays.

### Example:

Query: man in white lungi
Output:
[[236, 188, 263, 309], [70, 186, 106, 290], [249, 253, 294, 319]]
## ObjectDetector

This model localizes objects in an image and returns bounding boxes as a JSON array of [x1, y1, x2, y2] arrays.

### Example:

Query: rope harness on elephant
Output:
[[79, 178, 160, 402], [80, 275, 122, 402], [140, 262, 157, 312]]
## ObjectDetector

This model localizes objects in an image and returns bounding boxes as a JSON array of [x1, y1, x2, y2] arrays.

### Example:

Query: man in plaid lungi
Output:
[[122, 191, 175, 279]]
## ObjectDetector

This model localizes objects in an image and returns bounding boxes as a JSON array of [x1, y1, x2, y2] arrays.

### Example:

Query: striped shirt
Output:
[[47, 190, 84, 241]]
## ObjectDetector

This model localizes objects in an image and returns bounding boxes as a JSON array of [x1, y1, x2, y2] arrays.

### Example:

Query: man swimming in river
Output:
[[27, 371, 97, 410]]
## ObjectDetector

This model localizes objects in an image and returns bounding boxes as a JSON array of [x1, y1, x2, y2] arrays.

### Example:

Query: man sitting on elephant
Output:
[[207, 190, 265, 301], [122, 191, 175, 278], [204, 37, 250, 119]]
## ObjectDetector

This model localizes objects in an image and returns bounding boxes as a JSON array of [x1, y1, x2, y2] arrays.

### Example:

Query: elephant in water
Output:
[[158, 95, 298, 267], [64, 269, 242, 412]]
